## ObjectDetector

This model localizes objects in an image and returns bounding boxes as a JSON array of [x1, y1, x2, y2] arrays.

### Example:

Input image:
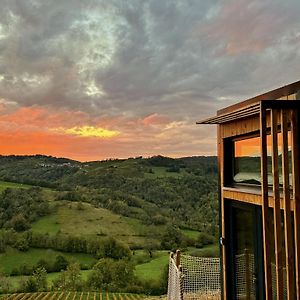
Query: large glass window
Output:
[[233, 133, 292, 186]]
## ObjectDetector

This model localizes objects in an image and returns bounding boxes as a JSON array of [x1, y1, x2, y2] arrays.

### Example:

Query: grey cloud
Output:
[[0, 0, 299, 122]]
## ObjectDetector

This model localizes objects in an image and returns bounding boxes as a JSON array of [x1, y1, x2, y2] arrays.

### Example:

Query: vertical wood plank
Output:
[[176, 250, 181, 267], [260, 103, 273, 300], [218, 125, 227, 300], [271, 109, 284, 299], [281, 109, 295, 299], [291, 109, 300, 299]]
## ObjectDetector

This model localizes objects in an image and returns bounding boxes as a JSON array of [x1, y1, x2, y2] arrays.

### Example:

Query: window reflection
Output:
[[234, 133, 292, 186]]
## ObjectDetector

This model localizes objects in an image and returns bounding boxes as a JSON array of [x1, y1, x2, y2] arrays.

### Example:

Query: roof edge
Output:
[[217, 79, 300, 115]]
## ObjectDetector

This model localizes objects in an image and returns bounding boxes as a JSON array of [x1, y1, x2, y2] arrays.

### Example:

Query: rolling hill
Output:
[[0, 154, 218, 295]]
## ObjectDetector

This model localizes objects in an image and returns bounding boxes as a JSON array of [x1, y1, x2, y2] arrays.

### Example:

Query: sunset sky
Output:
[[0, 0, 300, 161]]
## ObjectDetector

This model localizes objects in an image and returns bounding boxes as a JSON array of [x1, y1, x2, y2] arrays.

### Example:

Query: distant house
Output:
[[198, 80, 300, 299]]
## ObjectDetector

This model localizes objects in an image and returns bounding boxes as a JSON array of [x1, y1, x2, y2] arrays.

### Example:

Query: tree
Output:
[[32, 267, 47, 291], [96, 237, 131, 260], [0, 271, 11, 294], [53, 255, 69, 271], [195, 232, 215, 248], [13, 237, 29, 252], [87, 258, 136, 291], [161, 225, 183, 250], [36, 259, 51, 272], [23, 277, 38, 292], [113, 259, 135, 289], [53, 263, 82, 291], [10, 214, 30, 232], [88, 258, 113, 289]]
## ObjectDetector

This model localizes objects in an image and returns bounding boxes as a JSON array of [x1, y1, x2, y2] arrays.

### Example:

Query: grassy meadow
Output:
[[0, 181, 32, 192], [31, 201, 162, 247], [0, 248, 96, 275]]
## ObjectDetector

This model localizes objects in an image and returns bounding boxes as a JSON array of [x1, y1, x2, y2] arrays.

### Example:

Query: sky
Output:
[[0, 0, 300, 162]]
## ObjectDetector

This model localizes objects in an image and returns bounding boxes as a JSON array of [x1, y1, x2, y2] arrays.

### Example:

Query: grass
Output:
[[2, 249, 170, 288], [186, 244, 220, 257], [3, 270, 93, 291], [31, 201, 160, 247], [0, 180, 33, 192], [30, 214, 60, 235], [135, 251, 169, 282], [0, 248, 96, 275], [181, 229, 200, 239]]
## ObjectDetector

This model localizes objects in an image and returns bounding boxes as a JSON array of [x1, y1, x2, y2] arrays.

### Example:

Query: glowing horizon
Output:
[[0, 1, 299, 161]]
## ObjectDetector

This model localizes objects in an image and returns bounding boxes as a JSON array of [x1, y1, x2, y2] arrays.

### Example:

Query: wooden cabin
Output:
[[197, 80, 300, 300]]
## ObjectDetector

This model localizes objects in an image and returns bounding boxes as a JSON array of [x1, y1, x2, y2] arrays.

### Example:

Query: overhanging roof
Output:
[[197, 80, 300, 125], [197, 103, 260, 124]]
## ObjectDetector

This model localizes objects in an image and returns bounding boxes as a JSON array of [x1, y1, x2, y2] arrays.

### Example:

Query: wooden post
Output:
[[271, 109, 284, 300], [281, 109, 295, 299], [291, 110, 300, 299], [218, 125, 227, 300], [179, 265, 184, 300], [176, 250, 181, 268], [244, 248, 251, 300], [260, 103, 272, 300]]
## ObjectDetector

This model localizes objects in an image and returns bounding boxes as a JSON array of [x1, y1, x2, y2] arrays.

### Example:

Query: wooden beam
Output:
[[271, 109, 284, 299], [291, 109, 300, 299], [218, 125, 227, 300], [260, 103, 273, 300], [222, 188, 295, 211], [281, 109, 295, 299]]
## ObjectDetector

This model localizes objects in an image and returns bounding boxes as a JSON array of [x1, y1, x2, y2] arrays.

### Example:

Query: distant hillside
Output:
[[0, 154, 218, 240], [0, 154, 219, 294], [0, 155, 81, 188]]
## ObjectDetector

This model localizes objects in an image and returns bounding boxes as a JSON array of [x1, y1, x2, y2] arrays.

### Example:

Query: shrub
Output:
[[53, 255, 69, 272], [13, 237, 29, 252], [53, 263, 83, 291], [87, 258, 136, 291], [10, 214, 30, 232], [195, 232, 215, 248]]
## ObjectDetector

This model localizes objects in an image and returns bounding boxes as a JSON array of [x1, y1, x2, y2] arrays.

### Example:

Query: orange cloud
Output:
[[0, 106, 215, 161], [54, 126, 120, 138], [142, 113, 170, 126]]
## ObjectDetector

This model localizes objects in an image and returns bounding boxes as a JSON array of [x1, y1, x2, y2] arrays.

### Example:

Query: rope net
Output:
[[167, 252, 221, 300], [168, 250, 289, 300], [181, 255, 221, 299], [168, 255, 183, 300]]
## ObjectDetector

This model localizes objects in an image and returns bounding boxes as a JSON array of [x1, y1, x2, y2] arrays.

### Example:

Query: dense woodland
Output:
[[0, 154, 218, 294]]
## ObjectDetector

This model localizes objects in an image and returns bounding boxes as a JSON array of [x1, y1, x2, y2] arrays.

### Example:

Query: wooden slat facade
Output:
[[281, 110, 295, 300], [260, 104, 273, 300], [271, 109, 283, 300], [291, 110, 300, 299], [198, 80, 300, 299]]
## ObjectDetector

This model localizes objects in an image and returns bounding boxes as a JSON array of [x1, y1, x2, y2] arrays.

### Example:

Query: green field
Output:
[[0, 181, 33, 192], [31, 201, 161, 247], [0, 292, 144, 300], [181, 229, 200, 239], [4, 270, 93, 291], [2, 250, 170, 292], [187, 244, 219, 257], [135, 251, 169, 282], [0, 248, 96, 275]]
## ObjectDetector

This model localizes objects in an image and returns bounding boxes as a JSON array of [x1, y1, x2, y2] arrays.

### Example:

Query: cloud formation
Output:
[[0, 0, 299, 160]]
